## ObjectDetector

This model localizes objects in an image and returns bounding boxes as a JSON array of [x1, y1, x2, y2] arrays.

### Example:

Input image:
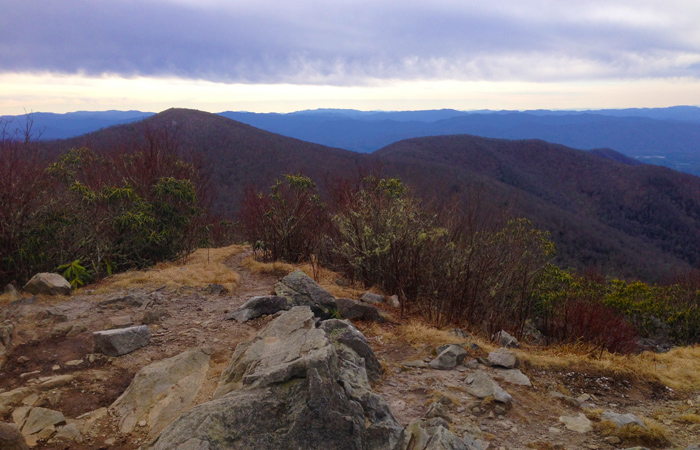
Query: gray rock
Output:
[[142, 307, 171, 325], [402, 418, 479, 450], [387, 295, 400, 308], [204, 284, 228, 295], [111, 347, 210, 436], [493, 368, 531, 386], [225, 295, 292, 322], [361, 292, 385, 304], [152, 307, 402, 450], [0, 322, 13, 357], [274, 271, 337, 318], [319, 319, 383, 383], [23, 273, 71, 296], [53, 423, 82, 442], [601, 411, 646, 428], [549, 391, 582, 408], [0, 422, 29, 450], [93, 325, 151, 357], [403, 360, 429, 369], [429, 345, 468, 370], [487, 348, 518, 369], [98, 293, 147, 309], [684, 445, 700, 450], [559, 413, 592, 433], [19, 407, 66, 436], [465, 370, 512, 403], [492, 330, 520, 348], [336, 298, 385, 322]]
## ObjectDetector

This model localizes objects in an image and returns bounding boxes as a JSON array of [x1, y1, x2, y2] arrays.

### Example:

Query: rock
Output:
[[0, 322, 13, 356], [402, 417, 480, 450], [152, 307, 402, 450], [601, 411, 646, 428], [403, 360, 429, 369], [224, 295, 292, 322], [493, 368, 531, 386], [450, 328, 471, 339], [319, 319, 384, 383], [0, 388, 34, 410], [549, 391, 582, 408], [20, 407, 66, 436], [142, 307, 171, 325], [108, 315, 133, 328], [429, 344, 468, 370], [604, 436, 622, 444], [360, 292, 385, 304], [23, 273, 71, 296], [93, 325, 151, 357], [53, 423, 81, 442], [9, 297, 36, 308], [3, 283, 19, 296], [685, 446, 700, 450], [37, 375, 74, 390], [274, 271, 338, 318], [465, 370, 512, 403], [559, 413, 592, 433], [387, 295, 400, 308], [492, 330, 520, 348], [487, 348, 519, 369], [110, 347, 210, 436], [98, 293, 147, 309], [336, 298, 385, 322], [204, 283, 228, 295], [0, 422, 29, 450]]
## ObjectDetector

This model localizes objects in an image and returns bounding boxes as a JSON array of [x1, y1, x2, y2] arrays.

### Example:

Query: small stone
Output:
[[108, 315, 133, 329], [138, 420, 147, 427], [54, 423, 81, 442], [17, 356, 29, 364], [493, 330, 520, 348], [488, 348, 519, 369], [559, 413, 592, 433], [93, 325, 151, 356], [51, 365, 60, 371], [64, 360, 83, 367], [605, 436, 622, 444], [360, 292, 384, 304]]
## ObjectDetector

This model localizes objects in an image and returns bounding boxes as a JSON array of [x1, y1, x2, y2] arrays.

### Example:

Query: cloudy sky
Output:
[[2, 0, 699, 114]]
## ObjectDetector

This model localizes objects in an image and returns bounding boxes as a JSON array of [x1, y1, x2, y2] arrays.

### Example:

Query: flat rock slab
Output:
[[23, 273, 71, 296], [602, 411, 646, 428], [488, 348, 519, 369], [465, 370, 512, 403], [493, 368, 531, 386], [19, 407, 66, 436], [225, 296, 291, 322], [360, 292, 384, 304], [93, 325, 151, 357], [336, 298, 385, 322], [559, 413, 592, 433]]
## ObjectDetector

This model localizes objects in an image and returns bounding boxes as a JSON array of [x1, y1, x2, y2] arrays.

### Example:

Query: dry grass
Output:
[[92, 245, 244, 293], [594, 419, 668, 447], [241, 256, 294, 277], [296, 263, 369, 300], [675, 413, 700, 424], [520, 343, 700, 392]]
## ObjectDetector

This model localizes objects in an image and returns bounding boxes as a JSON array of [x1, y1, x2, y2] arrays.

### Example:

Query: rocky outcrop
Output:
[[402, 417, 482, 450], [150, 306, 403, 450], [93, 325, 151, 356], [429, 345, 468, 370], [111, 347, 210, 436], [274, 271, 338, 318], [224, 295, 292, 322], [22, 273, 71, 296], [0, 422, 29, 450], [492, 330, 519, 348], [487, 348, 518, 369]]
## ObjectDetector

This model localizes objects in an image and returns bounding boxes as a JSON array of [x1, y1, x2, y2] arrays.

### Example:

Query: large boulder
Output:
[[274, 271, 338, 318], [224, 295, 292, 322], [151, 307, 402, 450], [93, 325, 151, 357], [429, 345, 468, 370], [110, 347, 210, 436], [336, 298, 385, 322], [319, 319, 383, 384], [487, 348, 518, 369], [23, 273, 71, 296]]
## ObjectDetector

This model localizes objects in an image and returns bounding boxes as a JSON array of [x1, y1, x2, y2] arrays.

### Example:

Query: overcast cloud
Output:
[[2, 0, 699, 85]]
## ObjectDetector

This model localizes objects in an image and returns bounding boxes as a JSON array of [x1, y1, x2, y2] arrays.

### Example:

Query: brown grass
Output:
[[675, 413, 700, 424], [594, 419, 668, 447], [241, 256, 294, 277], [92, 245, 244, 293]]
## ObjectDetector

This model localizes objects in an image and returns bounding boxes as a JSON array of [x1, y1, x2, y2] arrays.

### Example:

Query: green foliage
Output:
[[57, 259, 91, 289]]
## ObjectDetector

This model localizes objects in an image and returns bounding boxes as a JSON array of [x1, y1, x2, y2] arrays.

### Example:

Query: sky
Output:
[[2, 0, 700, 115]]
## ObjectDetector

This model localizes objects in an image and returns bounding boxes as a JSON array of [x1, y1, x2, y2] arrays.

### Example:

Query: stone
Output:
[[487, 348, 518, 369], [336, 298, 385, 322], [492, 330, 520, 348], [604, 436, 622, 444], [20, 407, 66, 436], [204, 283, 229, 295], [0, 422, 29, 450], [37, 375, 74, 390], [403, 360, 429, 369], [93, 325, 151, 357], [429, 344, 468, 370], [403, 418, 481, 450], [559, 413, 592, 433], [493, 368, 531, 386], [465, 370, 512, 403], [152, 307, 402, 450], [108, 315, 133, 328], [274, 271, 338, 318], [387, 295, 400, 308], [23, 273, 71, 296], [110, 347, 210, 436], [53, 423, 81, 442], [360, 292, 385, 304], [64, 359, 83, 367], [224, 295, 292, 322], [549, 391, 582, 408], [142, 307, 171, 325], [0, 322, 13, 356], [319, 319, 384, 383], [601, 411, 646, 428], [0, 388, 34, 409], [98, 293, 146, 309]]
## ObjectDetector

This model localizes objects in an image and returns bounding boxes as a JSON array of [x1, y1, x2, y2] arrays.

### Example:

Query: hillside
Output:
[[45, 109, 700, 280]]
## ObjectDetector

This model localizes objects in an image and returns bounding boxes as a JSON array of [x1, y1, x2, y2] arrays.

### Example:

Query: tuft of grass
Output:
[[594, 419, 668, 447], [241, 256, 294, 277], [675, 413, 700, 424], [94, 245, 244, 293], [583, 408, 604, 421], [527, 442, 563, 450]]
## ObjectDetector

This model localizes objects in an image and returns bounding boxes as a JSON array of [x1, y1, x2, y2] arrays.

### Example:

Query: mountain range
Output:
[[41, 108, 700, 282]]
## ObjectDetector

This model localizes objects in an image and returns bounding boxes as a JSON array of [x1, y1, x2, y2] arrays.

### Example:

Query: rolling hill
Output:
[[45, 108, 700, 281]]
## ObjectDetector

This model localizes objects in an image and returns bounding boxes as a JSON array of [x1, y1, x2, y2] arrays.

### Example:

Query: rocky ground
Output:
[[0, 246, 699, 450]]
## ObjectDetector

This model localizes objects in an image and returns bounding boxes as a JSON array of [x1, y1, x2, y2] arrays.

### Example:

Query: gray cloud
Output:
[[2, 0, 699, 84]]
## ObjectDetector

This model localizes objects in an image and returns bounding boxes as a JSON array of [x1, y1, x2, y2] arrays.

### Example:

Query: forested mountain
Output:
[[43, 108, 700, 281]]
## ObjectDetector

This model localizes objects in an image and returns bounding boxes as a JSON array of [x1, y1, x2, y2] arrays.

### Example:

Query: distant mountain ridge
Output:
[[41, 108, 700, 282]]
